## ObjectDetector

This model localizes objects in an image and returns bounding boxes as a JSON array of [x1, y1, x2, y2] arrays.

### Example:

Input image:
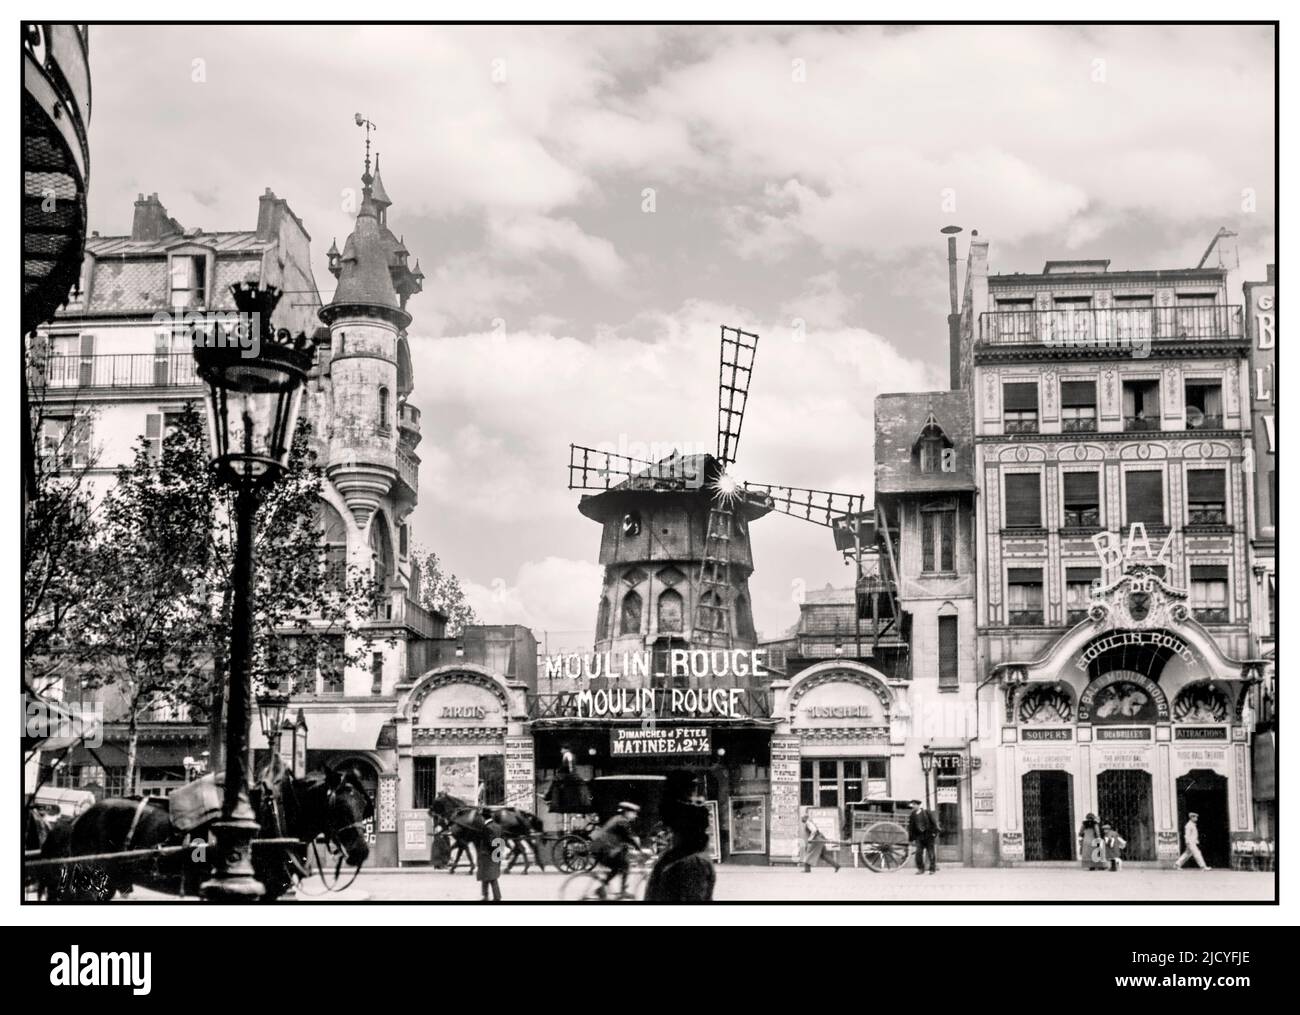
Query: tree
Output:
[[413, 547, 479, 636], [61, 404, 388, 793]]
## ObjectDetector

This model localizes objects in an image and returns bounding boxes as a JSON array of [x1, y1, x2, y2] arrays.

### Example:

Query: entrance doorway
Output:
[[1176, 770, 1230, 868], [1022, 770, 1074, 861], [935, 774, 963, 863], [1097, 769, 1155, 860]]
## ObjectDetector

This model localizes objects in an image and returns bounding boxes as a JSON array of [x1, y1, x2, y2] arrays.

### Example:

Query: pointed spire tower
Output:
[[319, 141, 421, 529]]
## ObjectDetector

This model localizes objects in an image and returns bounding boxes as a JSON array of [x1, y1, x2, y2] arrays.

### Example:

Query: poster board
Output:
[[806, 806, 843, 844], [768, 736, 801, 862], [729, 796, 766, 854], [398, 809, 431, 863], [436, 755, 479, 801], [705, 800, 721, 861]]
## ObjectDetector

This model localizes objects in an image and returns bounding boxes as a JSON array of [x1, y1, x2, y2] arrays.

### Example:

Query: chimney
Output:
[[131, 192, 183, 242], [256, 188, 281, 241], [941, 226, 962, 389]]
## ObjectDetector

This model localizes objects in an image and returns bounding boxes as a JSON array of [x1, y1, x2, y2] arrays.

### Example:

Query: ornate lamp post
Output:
[[194, 282, 313, 901], [919, 748, 935, 812], [257, 690, 290, 773]]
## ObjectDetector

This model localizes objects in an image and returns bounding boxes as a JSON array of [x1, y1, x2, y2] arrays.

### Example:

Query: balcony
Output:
[[526, 687, 772, 721], [1193, 607, 1230, 625], [1061, 417, 1098, 433], [1187, 415, 1224, 431], [1124, 415, 1161, 432], [370, 592, 440, 638], [29, 353, 200, 390], [1003, 418, 1039, 435], [395, 446, 419, 501], [1188, 506, 1227, 526], [1007, 610, 1045, 627], [979, 305, 1244, 348], [397, 400, 421, 451], [23, 24, 91, 334]]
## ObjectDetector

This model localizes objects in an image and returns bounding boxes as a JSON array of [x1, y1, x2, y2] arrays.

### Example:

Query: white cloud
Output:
[[464, 556, 603, 640]]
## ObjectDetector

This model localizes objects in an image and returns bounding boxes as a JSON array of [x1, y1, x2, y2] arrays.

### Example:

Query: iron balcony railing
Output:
[[527, 687, 773, 721], [1124, 415, 1162, 432], [30, 353, 200, 389], [979, 305, 1244, 347]]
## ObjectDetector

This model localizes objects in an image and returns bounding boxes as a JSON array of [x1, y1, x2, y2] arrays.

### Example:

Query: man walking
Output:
[[1176, 812, 1211, 870], [800, 809, 841, 873], [908, 799, 941, 875]]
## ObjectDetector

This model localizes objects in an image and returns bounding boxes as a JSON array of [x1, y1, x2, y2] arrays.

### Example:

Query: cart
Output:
[[849, 799, 912, 872]]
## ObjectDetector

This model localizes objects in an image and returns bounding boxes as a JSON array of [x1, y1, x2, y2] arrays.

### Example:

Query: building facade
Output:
[[1242, 265, 1276, 844], [958, 243, 1264, 867]]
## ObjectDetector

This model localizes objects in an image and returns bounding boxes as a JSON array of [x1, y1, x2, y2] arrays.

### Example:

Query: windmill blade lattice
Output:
[[716, 325, 759, 469]]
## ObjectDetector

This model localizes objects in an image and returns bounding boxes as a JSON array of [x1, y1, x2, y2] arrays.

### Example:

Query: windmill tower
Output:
[[569, 326, 871, 678]]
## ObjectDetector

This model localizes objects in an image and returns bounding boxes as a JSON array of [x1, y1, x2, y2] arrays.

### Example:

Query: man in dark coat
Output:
[[908, 799, 941, 875], [476, 818, 504, 901], [645, 771, 716, 902]]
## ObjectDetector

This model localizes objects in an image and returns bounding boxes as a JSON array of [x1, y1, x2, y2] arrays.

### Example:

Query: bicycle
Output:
[[558, 833, 668, 901]]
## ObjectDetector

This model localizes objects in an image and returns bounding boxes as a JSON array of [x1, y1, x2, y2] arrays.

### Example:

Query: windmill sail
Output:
[[716, 325, 758, 469]]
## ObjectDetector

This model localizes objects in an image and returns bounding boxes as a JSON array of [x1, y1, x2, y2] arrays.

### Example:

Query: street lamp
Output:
[[195, 282, 314, 901], [257, 690, 290, 775], [919, 748, 935, 812]]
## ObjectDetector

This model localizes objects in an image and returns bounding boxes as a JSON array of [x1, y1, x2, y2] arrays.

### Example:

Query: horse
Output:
[[428, 792, 545, 875], [36, 765, 372, 901], [24, 808, 73, 900]]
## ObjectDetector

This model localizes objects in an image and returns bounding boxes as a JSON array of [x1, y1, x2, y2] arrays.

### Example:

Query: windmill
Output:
[[568, 325, 873, 660]]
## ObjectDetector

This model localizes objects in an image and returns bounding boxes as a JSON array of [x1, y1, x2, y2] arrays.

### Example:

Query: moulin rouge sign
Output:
[[543, 649, 768, 719]]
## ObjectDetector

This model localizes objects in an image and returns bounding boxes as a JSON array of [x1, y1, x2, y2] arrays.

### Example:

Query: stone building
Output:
[[958, 242, 1263, 867]]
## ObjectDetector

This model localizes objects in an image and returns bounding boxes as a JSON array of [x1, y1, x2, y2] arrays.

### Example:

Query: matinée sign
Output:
[[610, 726, 712, 756]]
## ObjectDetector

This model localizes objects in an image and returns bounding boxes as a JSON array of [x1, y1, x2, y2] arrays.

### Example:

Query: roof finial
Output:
[[354, 112, 377, 185]]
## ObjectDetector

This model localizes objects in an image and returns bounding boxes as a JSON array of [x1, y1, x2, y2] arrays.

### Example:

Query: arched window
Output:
[[378, 386, 390, 432], [596, 596, 612, 640], [657, 588, 684, 634], [317, 500, 348, 592], [620, 591, 642, 636], [734, 593, 756, 641], [369, 513, 394, 585]]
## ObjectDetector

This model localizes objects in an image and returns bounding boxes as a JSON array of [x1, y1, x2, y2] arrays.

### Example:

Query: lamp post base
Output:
[[200, 817, 265, 901]]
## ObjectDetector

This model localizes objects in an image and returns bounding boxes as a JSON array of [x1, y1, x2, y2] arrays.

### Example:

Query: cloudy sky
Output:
[[85, 24, 1275, 644]]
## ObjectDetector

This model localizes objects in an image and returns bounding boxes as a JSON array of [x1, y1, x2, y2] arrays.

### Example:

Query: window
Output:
[[1066, 567, 1101, 624], [1004, 473, 1042, 528], [1007, 568, 1044, 626], [41, 415, 91, 469], [1052, 296, 1095, 345], [938, 616, 959, 688], [1003, 382, 1039, 433], [1190, 565, 1229, 623], [1124, 470, 1164, 526], [1187, 469, 1227, 525], [919, 438, 943, 473], [619, 591, 642, 636], [1184, 382, 1223, 430], [413, 758, 438, 808], [371, 651, 384, 695], [1060, 380, 1097, 432], [319, 502, 348, 593], [1114, 294, 1154, 341], [596, 596, 612, 640], [145, 411, 184, 462], [657, 588, 684, 634], [1062, 471, 1100, 528], [318, 639, 345, 694], [169, 255, 206, 309], [478, 755, 506, 805], [1122, 380, 1161, 431], [378, 386, 390, 434], [994, 298, 1034, 342], [800, 759, 887, 809], [921, 503, 957, 572], [651, 637, 689, 689], [398, 523, 408, 558], [1175, 292, 1218, 337]]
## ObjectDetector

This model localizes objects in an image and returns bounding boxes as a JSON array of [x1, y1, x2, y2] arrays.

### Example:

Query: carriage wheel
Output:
[[858, 841, 909, 873], [556, 835, 592, 874]]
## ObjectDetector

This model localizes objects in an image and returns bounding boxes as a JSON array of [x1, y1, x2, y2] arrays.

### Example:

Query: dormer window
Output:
[[913, 412, 954, 473], [920, 438, 943, 473], [169, 254, 206, 310]]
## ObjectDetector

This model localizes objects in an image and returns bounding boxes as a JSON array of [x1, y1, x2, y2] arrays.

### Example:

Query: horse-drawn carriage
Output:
[[848, 798, 913, 872]]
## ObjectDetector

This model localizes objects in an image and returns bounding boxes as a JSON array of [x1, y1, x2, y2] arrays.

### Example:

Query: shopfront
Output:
[[770, 661, 904, 865], [392, 664, 531, 865], [993, 570, 1257, 866]]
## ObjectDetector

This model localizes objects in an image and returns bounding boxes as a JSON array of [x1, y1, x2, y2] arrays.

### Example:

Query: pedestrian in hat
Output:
[[476, 817, 504, 902], [1176, 812, 1211, 870], [646, 773, 716, 902], [589, 801, 642, 899], [801, 807, 841, 873], [1078, 813, 1105, 870], [908, 799, 941, 874]]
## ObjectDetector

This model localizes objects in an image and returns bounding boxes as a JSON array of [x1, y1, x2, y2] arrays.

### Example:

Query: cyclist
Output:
[[588, 801, 642, 899]]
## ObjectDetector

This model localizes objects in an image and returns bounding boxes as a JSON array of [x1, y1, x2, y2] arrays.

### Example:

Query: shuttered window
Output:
[[1062, 471, 1100, 527], [146, 413, 162, 461], [1066, 566, 1101, 620], [938, 616, 959, 688], [1003, 382, 1039, 433], [1190, 565, 1229, 622], [1004, 473, 1042, 528], [1060, 380, 1096, 408], [1187, 469, 1226, 524], [921, 505, 957, 572], [1124, 471, 1164, 525], [1007, 568, 1044, 625]]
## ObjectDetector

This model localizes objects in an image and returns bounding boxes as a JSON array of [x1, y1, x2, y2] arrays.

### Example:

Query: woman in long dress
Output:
[[1078, 813, 1104, 870]]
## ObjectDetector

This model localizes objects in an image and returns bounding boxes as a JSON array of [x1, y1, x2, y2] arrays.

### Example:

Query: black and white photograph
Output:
[[14, 11, 1286, 949]]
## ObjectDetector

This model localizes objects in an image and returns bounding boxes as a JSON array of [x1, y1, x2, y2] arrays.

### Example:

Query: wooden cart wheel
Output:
[[857, 820, 910, 873]]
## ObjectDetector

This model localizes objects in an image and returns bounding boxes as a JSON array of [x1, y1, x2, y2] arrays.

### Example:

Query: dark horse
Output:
[[36, 765, 372, 901], [429, 792, 545, 875]]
